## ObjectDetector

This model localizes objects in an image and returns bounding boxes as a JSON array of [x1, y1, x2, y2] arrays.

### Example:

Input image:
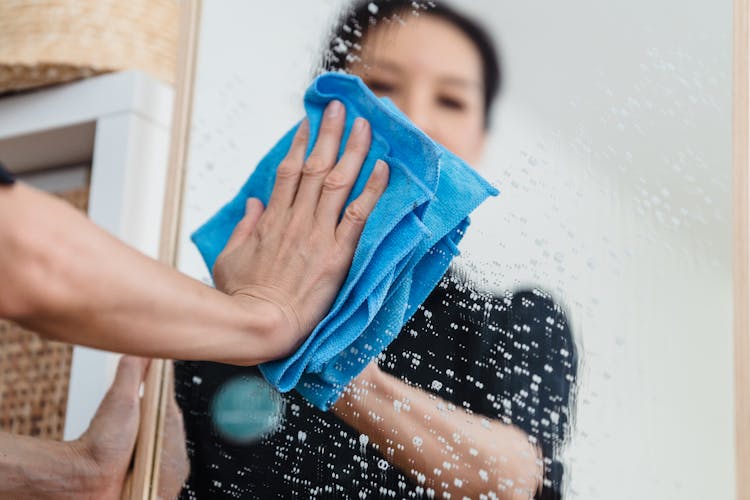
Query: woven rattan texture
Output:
[[0, 0, 178, 93], [0, 186, 89, 439]]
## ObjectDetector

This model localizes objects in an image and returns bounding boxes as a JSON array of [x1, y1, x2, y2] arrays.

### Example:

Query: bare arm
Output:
[[332, 364, 542, 500], [0, 182, 283, 365], [0, 102, 387, 366]]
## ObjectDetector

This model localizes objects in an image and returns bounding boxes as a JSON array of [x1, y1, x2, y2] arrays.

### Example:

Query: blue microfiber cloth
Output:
[[192, 72, 498, 410]]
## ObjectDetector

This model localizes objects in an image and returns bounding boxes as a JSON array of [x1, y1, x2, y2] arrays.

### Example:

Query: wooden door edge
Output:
[[128, 0, 203, 498]]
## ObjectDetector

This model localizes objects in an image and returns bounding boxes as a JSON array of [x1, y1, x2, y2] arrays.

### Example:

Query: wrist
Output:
[[358, 362, 383, 386], [219, 292, 294, 365], [333, 362, 386, 415]]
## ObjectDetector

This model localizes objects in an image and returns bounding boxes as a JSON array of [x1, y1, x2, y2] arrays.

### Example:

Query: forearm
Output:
[[0, 183, 282, 365], [332, 366, 542, 499]]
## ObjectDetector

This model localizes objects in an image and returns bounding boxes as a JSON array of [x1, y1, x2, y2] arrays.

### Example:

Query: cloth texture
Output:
[[191, 72, 498, 409]]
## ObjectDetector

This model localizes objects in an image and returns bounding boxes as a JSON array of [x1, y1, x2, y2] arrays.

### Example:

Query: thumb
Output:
[[82, 356, 149, 444], [222, 198, 265, 255]]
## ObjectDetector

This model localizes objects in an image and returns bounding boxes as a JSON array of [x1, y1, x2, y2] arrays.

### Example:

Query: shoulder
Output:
[[486, 287, 578, 368], [490, 288, 571, 332], [493, 287, 566, 318]]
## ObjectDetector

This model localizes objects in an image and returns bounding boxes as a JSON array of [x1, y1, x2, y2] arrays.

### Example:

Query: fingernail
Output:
[[353, 117, 367, 133], [326, 100, 343, 118]]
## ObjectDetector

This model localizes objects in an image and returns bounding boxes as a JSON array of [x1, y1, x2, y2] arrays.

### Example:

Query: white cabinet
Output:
[[0, 71, 174, 440]]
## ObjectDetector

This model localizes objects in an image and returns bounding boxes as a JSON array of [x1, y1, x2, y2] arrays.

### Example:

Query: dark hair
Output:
[[321, 0, 502, 128]]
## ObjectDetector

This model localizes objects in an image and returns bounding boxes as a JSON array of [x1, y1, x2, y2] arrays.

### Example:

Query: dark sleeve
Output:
[[0, 162, 15, 185], [471, 288, 578, 499]]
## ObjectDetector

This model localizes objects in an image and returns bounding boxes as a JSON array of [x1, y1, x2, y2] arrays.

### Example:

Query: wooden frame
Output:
[[127, 1, 202, 499], [734, 1, 750, 498], [135, 0, 750, 498]]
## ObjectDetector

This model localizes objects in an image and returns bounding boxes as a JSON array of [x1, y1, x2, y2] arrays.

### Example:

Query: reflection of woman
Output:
[[176, 2, 577, 499]]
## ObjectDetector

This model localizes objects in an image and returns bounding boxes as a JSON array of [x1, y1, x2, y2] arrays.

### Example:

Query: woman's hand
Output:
[[71, 356, 151, 500], [72, 357, 188, 500], [74, 357, 189, 500], [214, 101, 389, 360], [0, 356, 189, 500], [0, 100, 386, 366]]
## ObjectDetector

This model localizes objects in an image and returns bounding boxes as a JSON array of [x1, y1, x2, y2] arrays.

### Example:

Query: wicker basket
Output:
[[0, 186, 90, 440], [0, 0, 178, 94]]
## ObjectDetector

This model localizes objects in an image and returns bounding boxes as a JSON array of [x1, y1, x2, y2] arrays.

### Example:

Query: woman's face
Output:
[[348, 13, 488, 166]]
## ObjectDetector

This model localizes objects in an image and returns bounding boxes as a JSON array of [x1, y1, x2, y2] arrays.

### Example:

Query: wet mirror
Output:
[[165, 1, 735, 498]]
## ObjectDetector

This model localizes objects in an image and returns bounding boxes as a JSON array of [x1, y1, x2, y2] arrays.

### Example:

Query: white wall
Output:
[[179, 2, 734, 498], [457, 2, 734, 498]]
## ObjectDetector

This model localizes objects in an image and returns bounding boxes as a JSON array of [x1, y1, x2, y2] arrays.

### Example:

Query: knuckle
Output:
[[108, 388, 139, 416], [362, 184, 377, 196], [363, 178, 383, 195], [275, 159, 299, 179], [319, 117, 340, 133], [346, 137, 369, 155], [344, 202, 367, 225], [293, 124, 309, 143], [302, 155, 329, 177], [322, 170, 349, 193]]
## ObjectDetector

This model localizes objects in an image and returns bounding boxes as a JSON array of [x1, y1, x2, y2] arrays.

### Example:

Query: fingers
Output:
[[335, 159, 389, 248], [292, 100, 346, 210], [221, 198, 265, 255], [267, 119, 309, 210], [315, 117, 372, 225], [108, 356, 149, 401], [83, 356, 148, 442], [211, 102, 389, 358]]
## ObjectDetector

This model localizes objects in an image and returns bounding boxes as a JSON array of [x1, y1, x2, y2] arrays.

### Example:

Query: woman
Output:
[[176, 2, 577, 499]]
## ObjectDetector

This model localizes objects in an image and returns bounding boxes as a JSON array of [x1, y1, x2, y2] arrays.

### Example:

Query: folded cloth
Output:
[[192, 72, 498, 410]]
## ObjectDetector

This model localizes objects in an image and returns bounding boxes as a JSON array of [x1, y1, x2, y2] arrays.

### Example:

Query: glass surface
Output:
[[169, 1, 734, 499]]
